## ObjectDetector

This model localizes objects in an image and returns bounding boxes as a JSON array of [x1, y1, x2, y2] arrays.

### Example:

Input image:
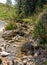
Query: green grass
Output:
[[0, 3, 16, 21], [5, 21, 17, 30]]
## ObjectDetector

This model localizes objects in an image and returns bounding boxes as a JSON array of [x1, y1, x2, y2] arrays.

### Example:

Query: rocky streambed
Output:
[[0, 20, 47, 65]]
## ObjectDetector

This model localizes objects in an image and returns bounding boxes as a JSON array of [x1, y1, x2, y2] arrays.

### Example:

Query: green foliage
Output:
[[16, 0, 47, 18], [33, 22, 46, 37], [16, 16, 22, 22], [36, 0, 47, 7], [16, 0, 36, 17], [23, 18, 31, 24], [0, 3, 16, 21], [5, 21, 17, 30], [32, 12, 47, 45], [32, 24, 46, 45]]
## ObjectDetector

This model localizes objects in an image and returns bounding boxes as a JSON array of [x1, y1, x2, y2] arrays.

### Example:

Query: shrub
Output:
[[32, 12, 47, 45], [5, 21, 17, 30]]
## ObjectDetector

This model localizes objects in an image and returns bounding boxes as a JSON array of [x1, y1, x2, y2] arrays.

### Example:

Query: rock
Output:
[[21, 56, 35, 65], [12, 35, 21, 42], [8, 40, 14, 43], [0, 51, 10, 57], [12, 56, 35, 65], [21, 23, 28, 28], [2, 30, 16, 40], [27, 62, 34, 65], [14, 59, 23, 65], [2, 21, 34, 42], [22, 59, 27, 64], [35, 57, 47, 65], [13, 45, 19, 47], [21, 42, 34, 55], [34, 52, 38, 57], [21, 56, 28, 64]]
